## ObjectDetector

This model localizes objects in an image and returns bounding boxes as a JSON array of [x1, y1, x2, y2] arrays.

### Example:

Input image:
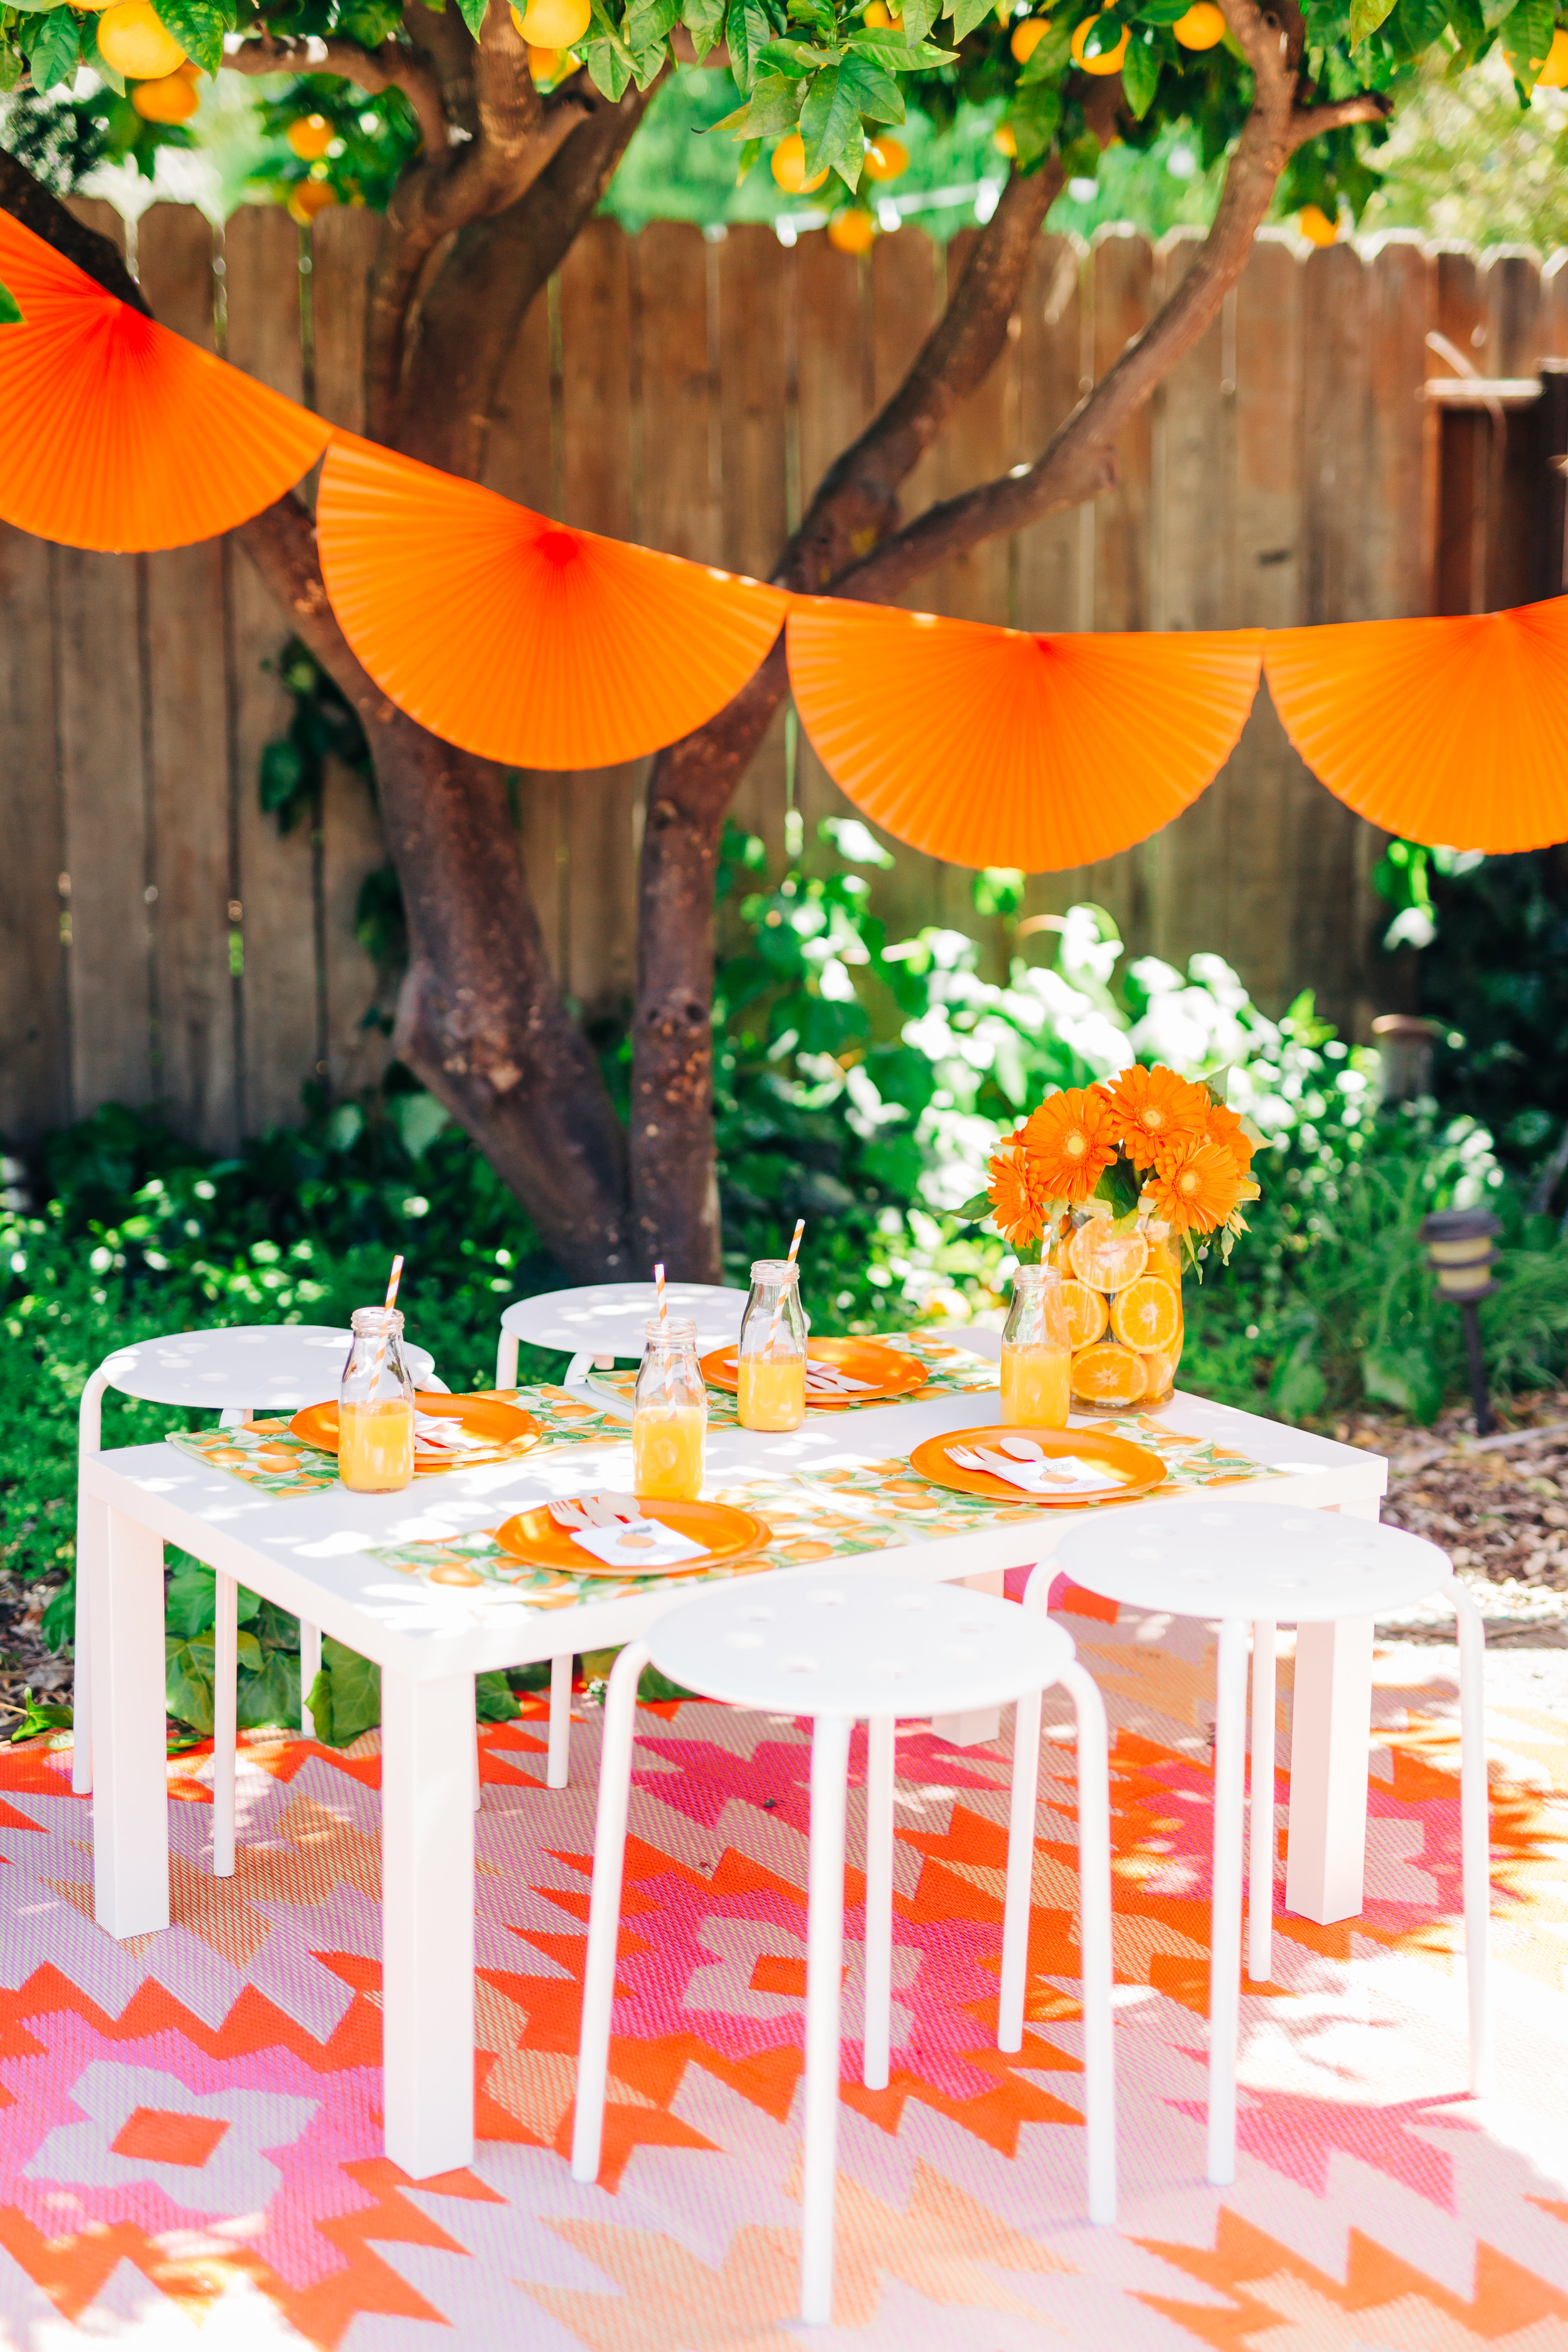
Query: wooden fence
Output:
[[2, 203, 1564, 1152]]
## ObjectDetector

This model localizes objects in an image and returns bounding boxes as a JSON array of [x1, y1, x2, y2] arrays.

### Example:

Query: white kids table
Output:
[[79, 1386, 1384, 2180]]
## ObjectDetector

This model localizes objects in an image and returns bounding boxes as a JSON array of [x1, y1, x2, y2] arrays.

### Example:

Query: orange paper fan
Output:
[[785, 600, 1264, 872], [315, 434, 791, 770], [1265, 598, 1568, 853], [0, 212, 331, 552]]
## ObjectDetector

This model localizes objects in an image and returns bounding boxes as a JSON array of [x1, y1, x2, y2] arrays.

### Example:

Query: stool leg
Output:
[[1060, 1659, 1115, 2225], [1452, 1582, 1492, 2097], [548, 1653, 573, 1789], [1209, 1618, 1248, 2186], [999, 1685, 1042, 2056], [472, 1677, 482, 1813], [495, 1330, 519, 1389], [73, 1371, 108, 1797], [300, 1622, 322, 1737], [571, 1641, 649, 2183], [1248, 1619, 1276, 1985], [862, 1715, 894, 2090], [801, 1713, 852, 2328], [212, 1572, 237, 1879]]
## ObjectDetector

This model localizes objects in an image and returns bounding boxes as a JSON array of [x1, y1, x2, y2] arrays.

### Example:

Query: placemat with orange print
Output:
[[586, 1327, 1001, 1424], [163, 1383, 638, 1496]]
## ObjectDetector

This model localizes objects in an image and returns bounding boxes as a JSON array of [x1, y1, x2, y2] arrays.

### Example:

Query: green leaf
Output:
[[237, 1645, 300, 1731], [8, 1688, 72, 1744], [1361, 1342, 1444, 1424], [1499, 0, 1554, 84], [1017, 10, 1071, 73], [845, 28, 958, 61], [152, 0, 228, 75], [710, 69, 807, 132], [23, 9, 82, 95], [736, 134, 763, 177], [476, 1669, 522, 1722], [1442, 0, 1488, 51], [584, 34, 634, 94], [1389, 0, 1448, 46], [681, 0, 728, 52], [954, 1187, 995, 1221], [800, 54, 864, 175], [946, 0, 996, 36], [899, 0, 940, 38], [759, 33, 837, 68], [166, 1635, 216, 1737], [1007, 73, 1061, 164], [1131, 0, 1191, 21], [455, 0, 487, 29], [0, 280, 19, 328], [727, 0, 775, 87], [1121, 26, 1160, 113], [315, 1635, 381, 1747], [1348, 0, 1397, 43]]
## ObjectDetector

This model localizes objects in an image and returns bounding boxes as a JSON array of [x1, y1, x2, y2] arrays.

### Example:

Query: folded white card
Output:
[[414, 1411, 488, 1452], [970, 1449, 1121, 1495], [568, 1515, 709, 1568]]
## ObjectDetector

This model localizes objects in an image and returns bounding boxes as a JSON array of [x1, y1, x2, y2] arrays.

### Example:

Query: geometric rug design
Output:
[[1, 1587, 1565, 2347]]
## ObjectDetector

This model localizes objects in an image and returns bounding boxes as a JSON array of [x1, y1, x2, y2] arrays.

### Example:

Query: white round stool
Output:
[[1042, 1499, 1490, 2187], [570, 1574, 1116, 2325], [495, 1281, 748, 1399], [77, 1324, 439, 1867]]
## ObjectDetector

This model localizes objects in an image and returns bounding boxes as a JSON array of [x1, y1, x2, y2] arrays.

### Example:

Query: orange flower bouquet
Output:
[[977, 1064, 1259, 1412]]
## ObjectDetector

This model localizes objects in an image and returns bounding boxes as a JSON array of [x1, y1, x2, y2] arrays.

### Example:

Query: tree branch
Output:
[[1287, 90, 1394, 149], [0, 150, 148, 311], [221, 32, 450, 157]]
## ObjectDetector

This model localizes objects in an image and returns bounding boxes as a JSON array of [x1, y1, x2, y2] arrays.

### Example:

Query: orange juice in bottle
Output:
[[1000, 1264, 1071, 1430], [337, 1306, 416, 1493], [632, 1316, 707, 1501], [736, 1257, 808, 1431]]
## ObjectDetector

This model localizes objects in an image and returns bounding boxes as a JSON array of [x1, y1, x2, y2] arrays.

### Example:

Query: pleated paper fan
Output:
[[0, 212, 331, 552], [785, 600, 1264, 872], [1265, 598, 1568, 853], [315, 434, 792, 770]]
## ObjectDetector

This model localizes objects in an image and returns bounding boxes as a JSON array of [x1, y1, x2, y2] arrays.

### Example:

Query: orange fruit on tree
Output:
[[286, 112, 334, 161], [771, 132, 830, 193], [828, 209, 876, 254], [176, 56, 200, 76], [131, 70, 198, 120], [1297, 202, 1338, 246], [1010, 14, 1048, 58], [862, 135, 908, 181], [993, 122, 1017, 155], [528, 42, 564, 77], [1110, 1273, 1183, 1353], [1065, 1221, 1148, 1293], [1172, 0, 1224, 45], [1060, 1278, 1110, 1350], [287, 180, 339, 226], [864, 2, 903, 23], [514, 0, 590, 45], [97, 0, 186, 78], [1071, 11, 1128, 72], [1070, 1342, 1147, 1407], [1538, 25, 1568, 82]]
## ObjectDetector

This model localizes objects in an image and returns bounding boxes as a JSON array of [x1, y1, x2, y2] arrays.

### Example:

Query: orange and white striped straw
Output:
[[764, 1219, 806, 1357], [384, 1254, 404, 1313], [370, 1254, 405, 1399], [654, 1260, 667, 1341]]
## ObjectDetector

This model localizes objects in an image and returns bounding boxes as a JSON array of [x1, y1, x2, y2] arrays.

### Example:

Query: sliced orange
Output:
[[1060, 1278, 1110, 1350], [1111, 1274, 1184, 1353], [1071, 1343, 1147, 1407], [1139, 1350, 1180, 1399], [1066, 1222, 1149, 1293]]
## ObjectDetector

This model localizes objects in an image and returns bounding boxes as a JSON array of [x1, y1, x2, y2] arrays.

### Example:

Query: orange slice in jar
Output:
[[1061, 1278, 1110, 1350], [1066, 1222, 1149, 1293], [1110, 1273, 1183, 1353], [1070, 1342, 1148, 1407], [1140, 1349, 1180, 1397]]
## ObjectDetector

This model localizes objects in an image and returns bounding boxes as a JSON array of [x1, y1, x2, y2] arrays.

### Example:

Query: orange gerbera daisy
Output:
[[1203, 1099, 1254, 1175], [1102, 1063, 1209, 1169], [987, 1131, 1049, 1246], [1145, 1137, 1246, 1234], [1022, 1086, 1117, 1204]]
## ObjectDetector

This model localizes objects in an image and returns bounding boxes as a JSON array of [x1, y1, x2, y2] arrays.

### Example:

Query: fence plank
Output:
[[1015, 232, 1088, 635], [310, 206, 379, 433], [0, 521, 67, 1140], [1481, 244, 1542, 378], [137, 205, 238, 1150], [225, 205, 320, 1132]]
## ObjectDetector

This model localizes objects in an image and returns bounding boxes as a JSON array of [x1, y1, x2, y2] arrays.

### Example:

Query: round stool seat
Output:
[[649, 1574, 1076, 1721], [1052, 1496, 1450, 1622], [500, 1281, 747, 1359], [98, 1324, 435, 1407]]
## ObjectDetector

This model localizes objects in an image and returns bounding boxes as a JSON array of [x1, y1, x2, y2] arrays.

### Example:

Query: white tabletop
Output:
[[83, 1389, 1387, 1686]]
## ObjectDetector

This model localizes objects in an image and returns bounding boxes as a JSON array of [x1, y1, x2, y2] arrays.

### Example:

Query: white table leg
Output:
[[572, 1642, 648, 2183], [73, 1371, 108, 1796], [1248, 1619, 1276, 1982], [1452, 1582, 1492, 2097], [548, 1653, 572, 1789], [381, 1668, 476, 2179], [801, 1712, 851, 2328], [92, 1507, 169, 1939], [1284, 1495, 1377, 1924], [300, 1622, 322, 1737], [934, 1570, 1005, 1746], [1208, 1618, 1249, 2186], [862, 1714, 894, 2090], [212, 1572, 237, 1878]]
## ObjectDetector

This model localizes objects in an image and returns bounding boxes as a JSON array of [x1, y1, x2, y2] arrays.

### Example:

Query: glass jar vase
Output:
[[632, 1316, 708, 1500], [1054, 1209, 1184, 1412], [736, 1258, 808, 1431], [338, 1305, 416, 1493], [1000, 1263, 1071, 1428]]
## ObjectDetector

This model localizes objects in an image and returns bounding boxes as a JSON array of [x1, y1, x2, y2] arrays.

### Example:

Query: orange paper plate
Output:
[[315, 432, 792, 770], [786, 600, 1264, 872], [699, 1335, 928, 1405], [289, 1391, 541, 1472], [909, 1424, 1165, 1505], [0, 213, 331, 552], [495, 1497, 769, 1576], [1264, 597, 1568, 853]]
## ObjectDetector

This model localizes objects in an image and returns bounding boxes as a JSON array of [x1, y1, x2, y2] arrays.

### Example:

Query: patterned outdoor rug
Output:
[[0, 1584, 1564, 2349]]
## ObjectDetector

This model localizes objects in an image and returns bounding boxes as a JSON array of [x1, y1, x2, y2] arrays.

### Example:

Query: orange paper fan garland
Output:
[[785, 599, 1264, 872], [0, 211, 331, 552], [315, 433, 792, 771], [1264, 597, 1568, 853]]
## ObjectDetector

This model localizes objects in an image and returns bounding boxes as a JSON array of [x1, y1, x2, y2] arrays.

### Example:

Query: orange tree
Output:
[[0, 0, 1538, 1278]]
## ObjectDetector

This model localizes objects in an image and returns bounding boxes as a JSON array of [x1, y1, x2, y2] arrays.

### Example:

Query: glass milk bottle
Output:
[[632, 1316, 707, 1501], [736, 1258, 808, 1431], [1000, 1264, 1072, 1429], [338, 1305, 416, 1493]]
